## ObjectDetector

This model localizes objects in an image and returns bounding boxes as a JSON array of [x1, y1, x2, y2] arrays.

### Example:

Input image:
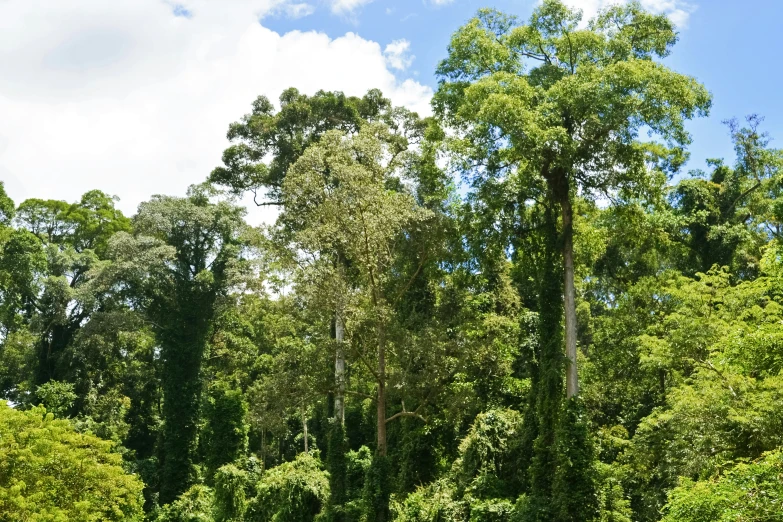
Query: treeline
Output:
[[2, 1, 783, 521]]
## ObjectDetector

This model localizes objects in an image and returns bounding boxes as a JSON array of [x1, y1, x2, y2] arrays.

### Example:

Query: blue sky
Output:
[[0, 0, 780, 220], [267, 0, 783, 175]]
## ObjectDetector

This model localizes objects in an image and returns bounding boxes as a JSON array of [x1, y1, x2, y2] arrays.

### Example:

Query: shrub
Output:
[[247, 452, 329, 522], [156, 485, 214, 522]]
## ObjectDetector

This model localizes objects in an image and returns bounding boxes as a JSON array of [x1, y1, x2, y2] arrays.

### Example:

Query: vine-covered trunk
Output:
[[160, 335, 206, 503], [373, 320, 390, 522], [34, 322, 78, 386], [159, 289, 215, 504], [560, 194, 579, 398], [527, 199, 565, 518]]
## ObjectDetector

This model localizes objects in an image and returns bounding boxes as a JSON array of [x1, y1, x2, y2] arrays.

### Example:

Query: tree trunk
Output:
[[334, 311, 346, 425], [302, 408, 309, 453], [561, 194, 579, 398], [376, 323, 387, 456]]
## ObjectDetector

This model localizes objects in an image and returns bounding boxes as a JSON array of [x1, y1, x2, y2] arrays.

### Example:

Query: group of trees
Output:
[[2, 1, 782, 520]]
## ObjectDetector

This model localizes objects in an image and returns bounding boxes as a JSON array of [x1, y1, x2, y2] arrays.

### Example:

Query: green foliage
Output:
[[393, 409, 525, 522], [210, 88, 392, 203], [2, 4, 780, 522], [214, 464, 249, 522], [671, 116, 783, 277], [604, 267, 783, 519], [0, 401, 144, 521], [111, 185, 250, 503], [202, 382, 249, 480], [594, 463, 632, 522], [326, 422, 348, 518], [456, 409, 523, 499], [345, 446, 373, 505], [551, 399, 597, 522], [661, 449, 783, 522], [35, 379, 77, 418], [391, 479, 467, 522], [469, 499, 516, 522], [362, 454, 392, 522], [156, 485, 215, 522], [247, 452, 330, 522], [0, 229, 46, 335], [0, 181, 15, 226]]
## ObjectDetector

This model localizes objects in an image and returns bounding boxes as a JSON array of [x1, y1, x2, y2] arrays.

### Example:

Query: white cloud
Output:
[[384, 39, 414, 71], [559, 0, 696, 27], [276, 2, 316, 18], [429, 0, 455, 5], [0, 0, 432, 224], [328, 0, 374, 15]]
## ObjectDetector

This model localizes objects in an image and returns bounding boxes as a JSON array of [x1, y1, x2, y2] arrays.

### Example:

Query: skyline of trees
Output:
[[1, 2, 782, 521]]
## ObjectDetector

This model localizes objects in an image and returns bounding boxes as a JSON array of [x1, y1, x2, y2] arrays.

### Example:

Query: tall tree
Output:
[[107, 185, 248, 503], [211, 88, 397, 432], [435, 0, 710, 400], [435, 2, 710, 518], [279, 123, 442, 520]]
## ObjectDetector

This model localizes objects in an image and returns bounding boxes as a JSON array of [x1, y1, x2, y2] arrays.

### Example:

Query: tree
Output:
[[7, 192, 132, 388], [0, 401, 144, 521], [435, 0, 710, 399], [280, 124, 436, 453], [212, 88, 424, 429], [246, 452, 330, 522], [107, 185, 249, 503], [671, 115, 783, 278], [278, 123, 445, 520], [210, 88, 392, 206], [0, 182, 14, 228], [435, 1, 710, 517]]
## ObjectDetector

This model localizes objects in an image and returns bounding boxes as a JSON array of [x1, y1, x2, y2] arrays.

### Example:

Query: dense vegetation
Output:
[[2, 1, 782, 520]]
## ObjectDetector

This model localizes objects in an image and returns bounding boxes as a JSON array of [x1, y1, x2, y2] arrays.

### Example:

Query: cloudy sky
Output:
[[1, 0, 781, 223]]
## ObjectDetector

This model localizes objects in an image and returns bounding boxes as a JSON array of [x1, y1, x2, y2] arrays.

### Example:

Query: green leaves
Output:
[[662, 449, 783, 522], [210, 88, 393, 203], [247, 452, 330, 522], [0, 401, 145, 521], [436, 0, 710, 194]]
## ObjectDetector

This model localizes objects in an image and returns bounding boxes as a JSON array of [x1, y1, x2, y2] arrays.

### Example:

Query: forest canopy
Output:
[[1, 1, 782, 521]]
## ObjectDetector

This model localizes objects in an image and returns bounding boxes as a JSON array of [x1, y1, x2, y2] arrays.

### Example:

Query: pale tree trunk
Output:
[[376, 322, 387, 456], [302, 408, 309, 453], [334, 311, 345, 425], [561, 195, 579, 398]]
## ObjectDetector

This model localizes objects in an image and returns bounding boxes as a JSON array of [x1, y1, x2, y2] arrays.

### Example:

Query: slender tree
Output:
[[211, 88, 393, 428]]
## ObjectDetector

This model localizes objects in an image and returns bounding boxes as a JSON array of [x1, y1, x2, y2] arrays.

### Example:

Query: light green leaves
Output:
[[0, 401, 144, 521]]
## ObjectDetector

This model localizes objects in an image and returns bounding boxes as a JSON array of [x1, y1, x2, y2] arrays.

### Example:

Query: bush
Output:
[[469, 499, 516, 522], [247, 452, 330, 522], [0, 401, 144, 521], [214, 464, 249, 522], [457, 409, 523, 498], [156, 485, 214, 522], [390, 479, 467, 522]]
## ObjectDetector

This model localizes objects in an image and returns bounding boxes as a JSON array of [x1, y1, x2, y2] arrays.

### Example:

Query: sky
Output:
[[1, 0, 781, 224]]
